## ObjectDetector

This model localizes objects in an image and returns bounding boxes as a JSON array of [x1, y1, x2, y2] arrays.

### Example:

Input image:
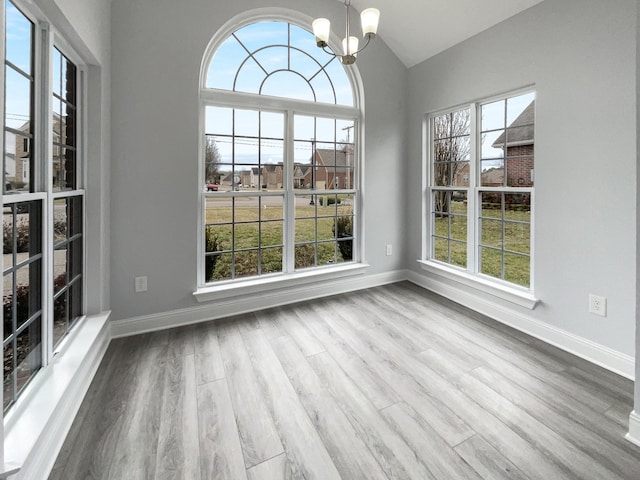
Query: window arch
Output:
[[205, 21, 354, 106], [198, 14, 364, 288]]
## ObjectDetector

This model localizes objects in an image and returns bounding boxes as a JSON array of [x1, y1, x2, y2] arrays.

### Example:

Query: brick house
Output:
[[261, 164, 283, 189], [6, 113, 69, 189], [492, 100, 534, 187], [239, 167, 259, 188], [308, 146, 355, 190]]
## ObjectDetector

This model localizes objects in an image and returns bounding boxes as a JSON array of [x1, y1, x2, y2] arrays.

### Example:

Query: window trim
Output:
[[422, 88, 536, 303], [196, 12, 366, 294], [2, 0, 87, 413]]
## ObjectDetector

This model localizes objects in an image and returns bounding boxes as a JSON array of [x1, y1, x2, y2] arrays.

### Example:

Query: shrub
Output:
[[295, 244, 316, 269], [3, 273, 66, 336], [3, 219, 30, 254], [320, 196, 341, 206], [205, 226, 220, 282], [333, 216, 353, 261], [3, 216, 65, 254]]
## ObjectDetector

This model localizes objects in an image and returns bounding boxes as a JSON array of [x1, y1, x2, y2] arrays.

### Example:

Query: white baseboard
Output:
[[111, 270, 406, 338], [626, 411, 640, 447], [406, 271, 635, 380], [6, 312, 111, 480]]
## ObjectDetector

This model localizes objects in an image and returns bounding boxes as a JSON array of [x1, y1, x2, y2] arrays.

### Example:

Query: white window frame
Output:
[[195, 12, 368, 301], [419, 88, 538, 309], [1, 0, 88, 414]]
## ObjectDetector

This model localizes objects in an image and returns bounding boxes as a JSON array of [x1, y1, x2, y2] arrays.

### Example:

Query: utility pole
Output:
[[310, 137, 316, 205], [342, 125, 354, 189]]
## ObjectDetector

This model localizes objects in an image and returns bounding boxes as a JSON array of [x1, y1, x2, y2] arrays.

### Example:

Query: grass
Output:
[[433, 200, 531, 287], [205, 195, 353, 281]]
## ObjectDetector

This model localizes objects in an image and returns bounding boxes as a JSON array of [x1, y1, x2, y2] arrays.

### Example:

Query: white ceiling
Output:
[[349, 0, 544, 67]]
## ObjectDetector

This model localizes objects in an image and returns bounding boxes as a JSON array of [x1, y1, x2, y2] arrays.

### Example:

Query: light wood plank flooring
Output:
[[49, 282, 640, 479]]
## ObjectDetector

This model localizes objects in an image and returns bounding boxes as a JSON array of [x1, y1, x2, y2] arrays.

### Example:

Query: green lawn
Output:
[[205, 196, 353, 281], [433, 200, 531, 287]]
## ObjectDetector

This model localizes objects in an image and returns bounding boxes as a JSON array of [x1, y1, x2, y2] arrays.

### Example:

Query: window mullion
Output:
[[284, 110, 295, 273], [36, 21, 55, 367], [468, 103, 478, 275]]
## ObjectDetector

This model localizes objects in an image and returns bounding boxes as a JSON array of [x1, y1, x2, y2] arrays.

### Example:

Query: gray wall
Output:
[[109, 0, 407, 320], [406, 0, 637, 356], [634, 0, 640, 413], [30, 0, 111, 313]]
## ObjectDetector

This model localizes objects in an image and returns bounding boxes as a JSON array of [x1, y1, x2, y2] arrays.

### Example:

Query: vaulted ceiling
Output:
[[348, 0, 545, 67]]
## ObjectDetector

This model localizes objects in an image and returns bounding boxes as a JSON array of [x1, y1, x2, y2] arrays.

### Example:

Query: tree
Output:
[[205, 136, 222, 183], [433, 110, 470, 215]]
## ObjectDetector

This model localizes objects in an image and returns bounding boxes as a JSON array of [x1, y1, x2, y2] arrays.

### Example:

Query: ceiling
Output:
[[348, 0, 544, 67]]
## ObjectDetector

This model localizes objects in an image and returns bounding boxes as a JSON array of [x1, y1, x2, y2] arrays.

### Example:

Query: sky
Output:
[[206, 21, 353, 106], [5, 0, 32, 131], [204, 21, 357, 169]]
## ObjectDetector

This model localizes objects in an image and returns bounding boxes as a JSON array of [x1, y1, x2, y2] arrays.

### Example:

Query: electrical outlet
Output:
[[589, 294, 606, 317], [135, 276, 148, 293], [386, 244, 393, 256]]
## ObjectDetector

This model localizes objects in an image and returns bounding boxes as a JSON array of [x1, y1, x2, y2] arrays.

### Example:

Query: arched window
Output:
[[199, 19, 362, 287]]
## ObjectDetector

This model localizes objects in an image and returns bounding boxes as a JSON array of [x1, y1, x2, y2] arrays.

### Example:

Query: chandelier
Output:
[[312, 0, 380, 65]]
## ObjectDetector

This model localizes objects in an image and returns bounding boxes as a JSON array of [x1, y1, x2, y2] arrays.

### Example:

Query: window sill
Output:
[[194, 263, 370, 303], [4, 311, 111, 476], [417, 260, 538, 310]]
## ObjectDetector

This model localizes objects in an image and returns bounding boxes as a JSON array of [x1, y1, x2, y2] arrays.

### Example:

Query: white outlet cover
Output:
[[589, 294, 606, 317]]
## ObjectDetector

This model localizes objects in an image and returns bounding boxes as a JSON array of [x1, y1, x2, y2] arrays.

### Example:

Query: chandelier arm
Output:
[[321, 45, 339, 58], [350, 34, 373, 56]]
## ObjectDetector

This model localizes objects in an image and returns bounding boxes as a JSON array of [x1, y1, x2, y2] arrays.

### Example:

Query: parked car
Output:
[[205, 183, 218, 191]]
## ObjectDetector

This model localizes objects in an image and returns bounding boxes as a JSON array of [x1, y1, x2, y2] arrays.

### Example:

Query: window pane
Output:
[[481, 192, 502, 218], [481, 219, 503, 249], [53, 292, 67, 347], [235, 223, 260, 249], [3, 342, 13, 410], [205, 107, 233, 136], [5, 1, 33, 74], [4, 127, 32, 194], [295, 244, 316, 269], [234, 250, 259, 278], [317, 242, 336, 265], [505, 221, 530, 254], [5, 67, 32, 130], [481, 100, 504, 132], [15, 315, 41, 395], [261, 220, 283, 248], [480, 247, 502, 279], [450, 214, 467, 242], [295, 218, 315, 242], [481, 130, 505, 160], [53, 246, 67, 294], [261, 71, 314, 101], [234, 58, 264, 94], [506, 156, 534, 187], [206, 36, 248, 90], [261, 247, 283, 274], [433, 237, 449, 263], [310, 71, 337, 104], [450, 241, 466, 268], [261, 111, 283, 139], [205, 252, 231, 282], [505, 253, 530, 287], [234, 109, 259, 138], [53, 198, 68, 245], [52, 48, 78, 192], [3, 273, 14, 340], [70, 281, 82, 323], [507, 92, 535, 124]]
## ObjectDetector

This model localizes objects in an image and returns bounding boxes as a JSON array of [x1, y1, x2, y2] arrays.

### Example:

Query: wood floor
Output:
[[49, 282, 640, 479]]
